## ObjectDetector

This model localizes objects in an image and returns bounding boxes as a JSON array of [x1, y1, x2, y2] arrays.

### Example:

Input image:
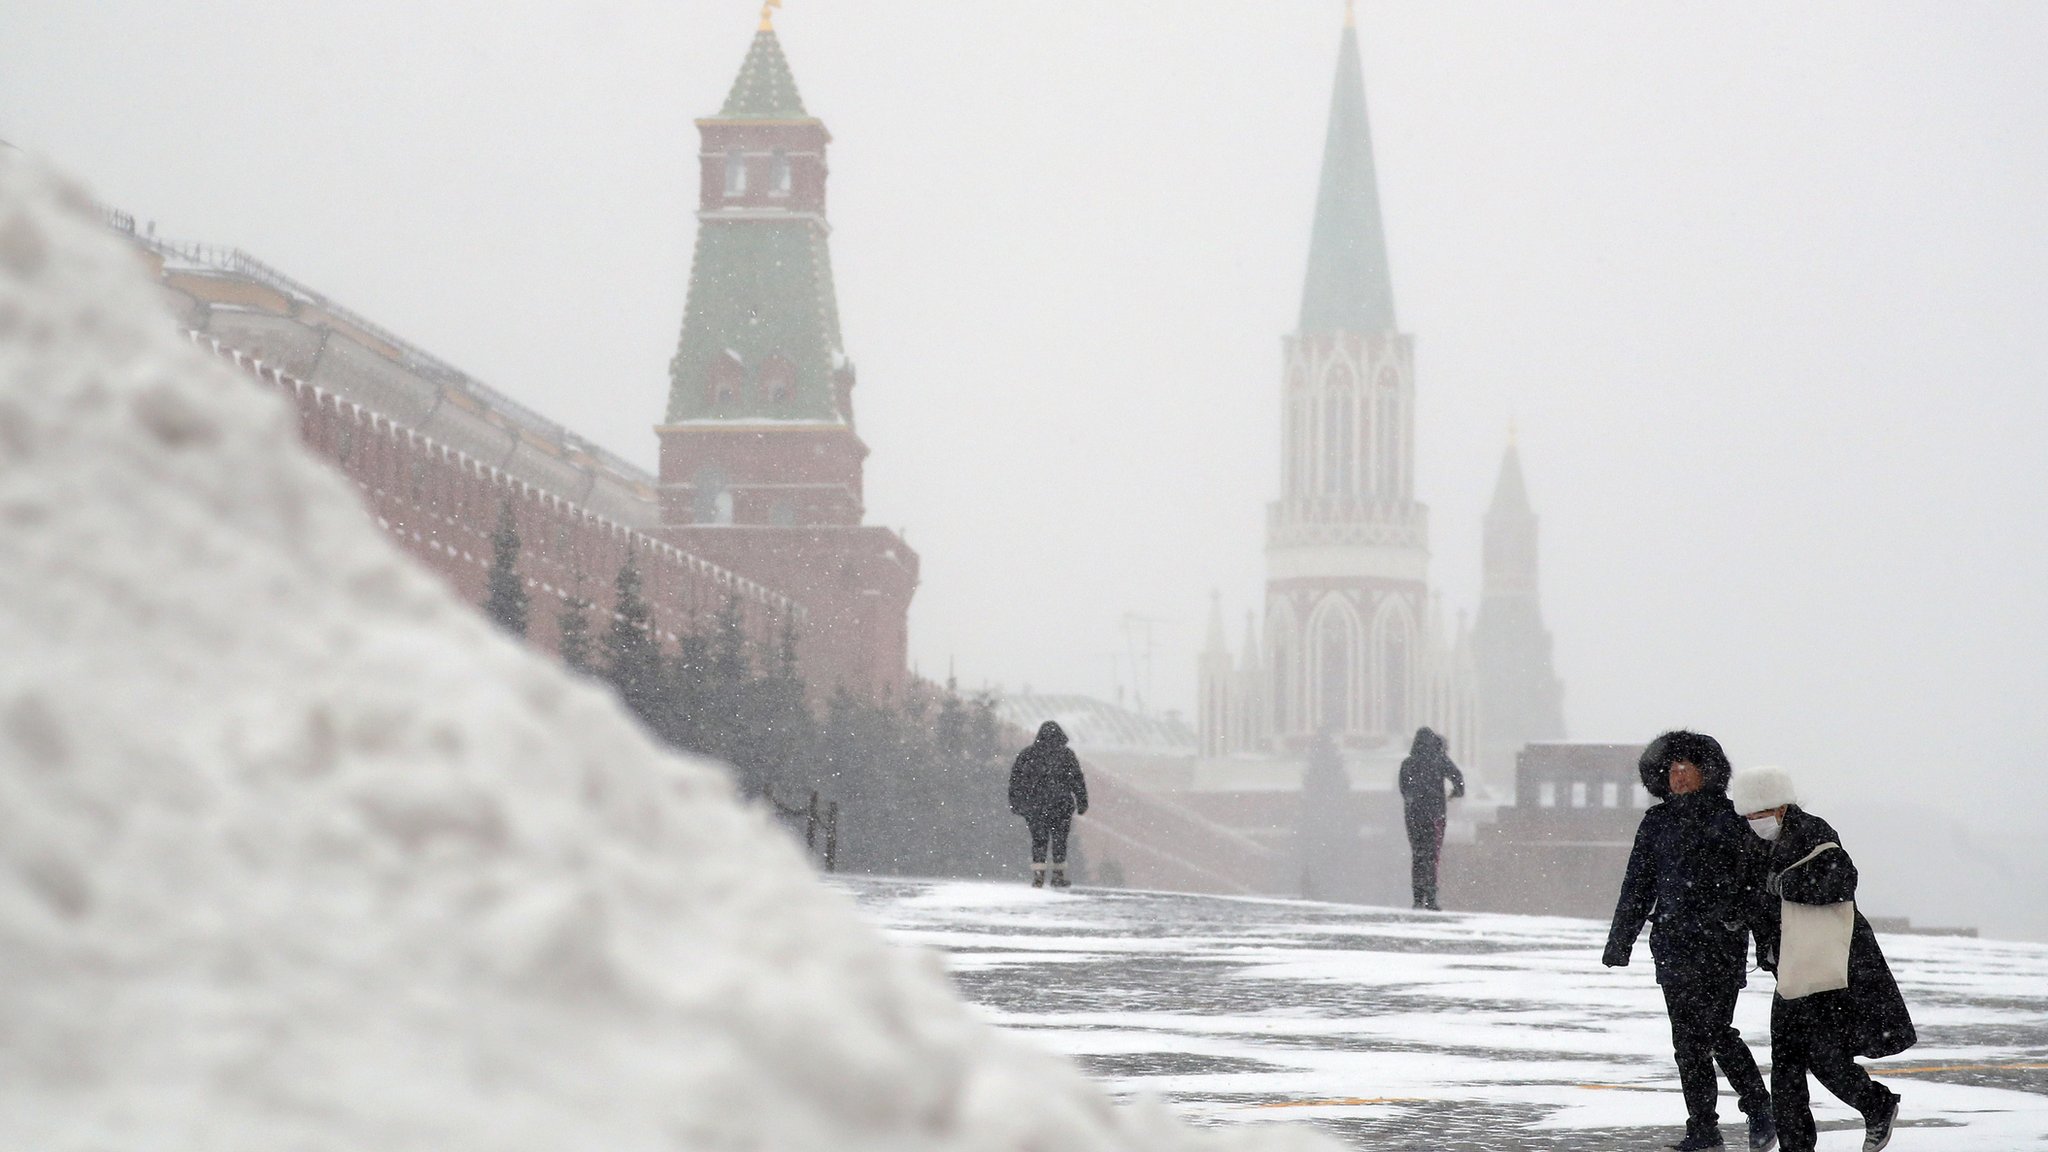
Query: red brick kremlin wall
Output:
[[196, 335, 797, 655]]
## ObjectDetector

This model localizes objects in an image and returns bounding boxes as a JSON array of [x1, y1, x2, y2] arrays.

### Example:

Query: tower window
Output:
[[692, 467, 734, 526], [1317, 613, 1351, 733], [1379, 617, 1410, 733], [724, 149, 747, 196], [771, 149, 792, 195], [707, 354, 744, 406], [759, 354, 797, 405]]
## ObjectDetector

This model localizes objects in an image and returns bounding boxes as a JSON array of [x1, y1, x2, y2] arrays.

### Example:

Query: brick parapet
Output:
[[191, 334, 798, 660]]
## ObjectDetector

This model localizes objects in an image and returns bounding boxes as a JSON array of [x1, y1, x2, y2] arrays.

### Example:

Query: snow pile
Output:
[[0, 156, 1331, 1152]]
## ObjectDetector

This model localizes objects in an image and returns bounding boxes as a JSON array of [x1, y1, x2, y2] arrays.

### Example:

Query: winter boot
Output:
[[1030, 863, 1046, 889], [1049, 865, 1071, 889], [1746, 1111, 1777, 1152], [1670, 1129, 1724, 1151], [1862, 1092, 1899, 1152]]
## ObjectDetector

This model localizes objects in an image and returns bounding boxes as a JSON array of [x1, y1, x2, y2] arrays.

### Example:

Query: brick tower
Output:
[[657, 12, 918, 700], [1470, 432, 1565, 782]]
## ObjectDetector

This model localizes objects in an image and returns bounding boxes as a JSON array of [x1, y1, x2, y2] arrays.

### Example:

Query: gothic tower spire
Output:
[[1299, 13, 1396, 336]]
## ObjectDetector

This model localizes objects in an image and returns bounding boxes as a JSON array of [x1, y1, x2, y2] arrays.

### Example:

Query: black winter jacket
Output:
[[1604, 791, 1768, 986], [1752, 806, 1917, 1059], [1397, 732, 1465, 816], [1008, 722, 1088, 821]]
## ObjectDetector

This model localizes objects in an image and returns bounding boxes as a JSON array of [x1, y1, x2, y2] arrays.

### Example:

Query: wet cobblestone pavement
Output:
[[842, 878, 2048, 1151]]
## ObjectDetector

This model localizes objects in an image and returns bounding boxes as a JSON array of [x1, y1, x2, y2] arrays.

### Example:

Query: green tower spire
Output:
[[719, 25, 810, 120], [665, 26, 845, 425], [1299, 17, 1397, 336]]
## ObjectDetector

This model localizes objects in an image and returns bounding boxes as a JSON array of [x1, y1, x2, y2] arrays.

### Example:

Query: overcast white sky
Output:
[[7, 3, 2046, 927]]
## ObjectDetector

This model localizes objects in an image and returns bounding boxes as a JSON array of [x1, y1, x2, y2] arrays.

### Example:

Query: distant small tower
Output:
[[1471, 432, 1566, 784], [657, 10, 918, 699]]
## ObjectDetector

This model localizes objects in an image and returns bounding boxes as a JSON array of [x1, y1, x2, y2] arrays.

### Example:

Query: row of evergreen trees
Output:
[[482, 500, 1022, 878]]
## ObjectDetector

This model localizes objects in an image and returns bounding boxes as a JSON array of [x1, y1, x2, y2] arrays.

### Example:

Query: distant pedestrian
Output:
[[1604, 731, 1776, 1152], [1396, 727, 1464, 911], [1008, 721, 1088, 889], [1729, 766, 1914, 1152]]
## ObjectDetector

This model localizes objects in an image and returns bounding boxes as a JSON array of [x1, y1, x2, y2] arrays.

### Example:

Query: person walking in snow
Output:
[[1008, 721, 1088, 889], [1604, 731, 1776, 1152], [1729, 766, 1914, 1152], [1396, 726, 1464, 911]]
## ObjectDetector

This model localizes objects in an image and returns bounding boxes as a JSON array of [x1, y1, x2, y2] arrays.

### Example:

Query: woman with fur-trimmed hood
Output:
[[1730, 766, 1914, 1152], [1605, 731, 1776, 1152]]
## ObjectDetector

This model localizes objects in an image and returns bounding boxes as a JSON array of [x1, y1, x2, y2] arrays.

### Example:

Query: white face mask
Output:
[[1748, 815, 1782, 842]]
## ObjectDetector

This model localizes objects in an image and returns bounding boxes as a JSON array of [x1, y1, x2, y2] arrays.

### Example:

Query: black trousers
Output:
[[1771, 992, 1894, 1152], [1026, 813, 1072, 865], [1404, 807, 1445, 907], [1663, 977, 1771, 1136]]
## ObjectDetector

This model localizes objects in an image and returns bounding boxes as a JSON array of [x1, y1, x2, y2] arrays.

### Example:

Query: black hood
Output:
[[1637, 730, 1732, 799], [1408, 726, 1444, 758], [1035, 721, 1069, 747]]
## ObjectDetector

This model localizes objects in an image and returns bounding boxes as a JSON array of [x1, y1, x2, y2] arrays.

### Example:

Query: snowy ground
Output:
[[844, 878, 2048, 1151]]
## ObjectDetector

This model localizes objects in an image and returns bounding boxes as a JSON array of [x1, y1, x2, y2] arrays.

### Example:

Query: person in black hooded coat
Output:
[[1605, 731, 1775, 1152], [1396, 727, 1464, 910], [1008, 721, 1088, 888], [1729, 766, 1913, 1152]]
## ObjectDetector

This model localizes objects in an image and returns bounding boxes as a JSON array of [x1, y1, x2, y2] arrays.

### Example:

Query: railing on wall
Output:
[[763, 784, 839, 873]]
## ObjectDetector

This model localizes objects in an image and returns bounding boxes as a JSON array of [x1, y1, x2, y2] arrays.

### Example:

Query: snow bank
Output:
[[0, 156, 1331, 1152]]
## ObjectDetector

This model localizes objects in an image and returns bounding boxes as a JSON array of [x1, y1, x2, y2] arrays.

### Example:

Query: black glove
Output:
[[1450, 784, 1466, 800], [1075, 804, 1088, 817], [1765, 872, 1782, 898], [1602, 944, 1630, 968]]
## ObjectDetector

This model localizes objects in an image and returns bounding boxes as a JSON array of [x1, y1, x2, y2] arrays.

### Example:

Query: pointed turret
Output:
[[656, 14, 920, 704], [719, 24, 811, 120], [1488, 430, 1534, 520], [1299, 14, 1396, 335], [1472, 431, 1565, 782], [1203, 593, 1230, 658], [666, 24, 846, 432], [1482, 437, 1538, 598]]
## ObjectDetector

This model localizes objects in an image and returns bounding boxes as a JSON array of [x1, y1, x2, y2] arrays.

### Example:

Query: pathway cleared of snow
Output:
[[845, 878, 2048, 1151]]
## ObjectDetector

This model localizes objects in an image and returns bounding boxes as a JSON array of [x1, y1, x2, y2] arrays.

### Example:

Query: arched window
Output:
[[723, 149, 747, 196], [1378, 612, 1411, 735], [1269, 631, 1294, 735], [1323, 366, 1354, 496], [1284, 368, 1307, 497], [1316, 610, 1352, 733], [692, 467, 734, 526], [771, 149, 792, 195], [707, 353, 744, 407], [1377, 391, 1398, 496], [758, 354, 797, 405]]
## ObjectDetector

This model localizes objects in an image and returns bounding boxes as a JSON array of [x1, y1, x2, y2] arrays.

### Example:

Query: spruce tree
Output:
[[602, 552, 664, 726], [750, 611, 815, 799], [482, 498, 529, 638], [557, 593, 594, 674]]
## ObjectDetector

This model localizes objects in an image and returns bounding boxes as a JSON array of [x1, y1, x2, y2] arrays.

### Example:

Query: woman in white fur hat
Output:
[[1730, 766, 1916, 1152]]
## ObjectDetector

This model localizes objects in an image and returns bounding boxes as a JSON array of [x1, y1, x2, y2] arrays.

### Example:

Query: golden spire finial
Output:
[[1344, 0, 1356, 29], [759, 0, 781, 32]]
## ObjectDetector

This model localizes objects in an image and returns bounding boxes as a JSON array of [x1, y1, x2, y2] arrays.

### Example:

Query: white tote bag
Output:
[[1776, 842, 1855, 1000]]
